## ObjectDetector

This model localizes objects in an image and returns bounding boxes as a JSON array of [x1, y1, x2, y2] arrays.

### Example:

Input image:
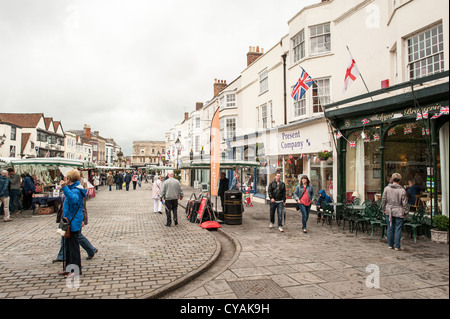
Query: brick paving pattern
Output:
[[177, 187, 449, 299], [0, 185, 217, 299]]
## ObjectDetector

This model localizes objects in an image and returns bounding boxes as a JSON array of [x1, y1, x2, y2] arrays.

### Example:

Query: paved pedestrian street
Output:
[[0, 185, 448, 299], [0, 185, 217, 299]]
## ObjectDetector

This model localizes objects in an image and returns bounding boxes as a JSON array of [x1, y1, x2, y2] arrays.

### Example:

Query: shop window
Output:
[[310, 158, 333, 200], [283, 155, 304, 199]]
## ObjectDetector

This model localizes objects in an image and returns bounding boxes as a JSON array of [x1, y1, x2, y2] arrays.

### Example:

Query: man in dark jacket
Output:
[[22, 172, 35, 210], [218, 172, 229, 212], [0, 170, 12, 222], [124, 171, 132, 191], [267, 172, 286, 232]]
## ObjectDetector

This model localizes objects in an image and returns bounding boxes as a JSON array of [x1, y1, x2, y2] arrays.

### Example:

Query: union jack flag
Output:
[[364, 138, 371, 143], [416, 112, 423, 121], [422, 128, 430, 136], [441, 106, 449, 115], [388, 128, 396, 136], [362, 119, 370, 125], [336, 131, 343, 139], [431, 113, 442, 120], [422, 111, 429, 119], [292, 67, 314, 101], [373, 134, 380, 142], [349, 141, 356, 148], [404, 127, 412, 135]]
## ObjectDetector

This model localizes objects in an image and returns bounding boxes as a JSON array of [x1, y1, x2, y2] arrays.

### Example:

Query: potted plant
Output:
[[318, 150, 332, 161], [431, 214, 449, 244]]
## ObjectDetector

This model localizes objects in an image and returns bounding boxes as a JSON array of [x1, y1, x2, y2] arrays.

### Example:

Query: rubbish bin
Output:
[[224, 190, 243, 225]]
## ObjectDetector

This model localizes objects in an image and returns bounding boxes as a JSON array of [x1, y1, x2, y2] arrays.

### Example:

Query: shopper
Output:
[[58, 169, 85, 278], [218, 172, 229, 212], [54, 184, 97, 263], [230, 172, 241, 191], [152, 175, 164, 214], [293, 175, 315, 233], [106, 172, 114, 191], [93, 172, 100, 191], [381, 173, 409, 251], [0, 170, 12, 222], [7, 168, 22, 214], [115, 171, 123, 190], [124, 171, 132, 191], [22, 172, 35, 210], [132, 171, 138, 190], [160, 171, 184, 227], [267, 172, 286, 232]]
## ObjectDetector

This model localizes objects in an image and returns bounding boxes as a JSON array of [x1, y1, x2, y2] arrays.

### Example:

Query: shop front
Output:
[[325, 71, 449, 216], [265, 117, 334, 203]]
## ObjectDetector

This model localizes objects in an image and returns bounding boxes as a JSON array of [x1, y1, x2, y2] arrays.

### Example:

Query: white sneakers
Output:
[[269, 223, 284, 232]]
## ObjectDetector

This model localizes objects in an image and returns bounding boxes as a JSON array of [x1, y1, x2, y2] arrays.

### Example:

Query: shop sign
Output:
[[350, 103, 445, 127], [278, 122, 330, 155]]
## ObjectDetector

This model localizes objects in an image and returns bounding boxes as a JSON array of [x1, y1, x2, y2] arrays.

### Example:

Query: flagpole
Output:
[[346, 46, 373, 101]]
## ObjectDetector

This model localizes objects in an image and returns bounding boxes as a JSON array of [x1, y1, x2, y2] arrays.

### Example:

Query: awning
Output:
[[10, 157, 90, 168], [180, 160, 261, 170]]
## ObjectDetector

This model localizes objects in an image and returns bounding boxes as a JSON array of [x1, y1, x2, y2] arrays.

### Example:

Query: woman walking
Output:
[[381, 173, 409, 251], [106, 172, 114, 191], [59, 169, 86, 278], [293, 175, 315, 233], [152, 175, 163, 214]]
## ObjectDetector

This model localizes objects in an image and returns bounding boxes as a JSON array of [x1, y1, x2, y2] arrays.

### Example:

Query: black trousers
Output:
[[64, 231, 82, 274], [165, 199, 178, 225]]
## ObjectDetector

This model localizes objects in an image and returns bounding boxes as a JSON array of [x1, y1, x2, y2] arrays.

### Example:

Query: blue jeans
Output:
[[298, 204, 311, 230], [9, 189, 22, 212], [386, 215, 403, 249], [57, 231, 97, 260], [270, 202, 284, 227]]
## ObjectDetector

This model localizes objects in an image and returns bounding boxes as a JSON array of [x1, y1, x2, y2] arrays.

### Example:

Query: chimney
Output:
[[213, 79, 227, 97], [196, 102, 204, 110], [84, 124, 91, 139], [184, 112, 189, 121], [247, 46, 264, 67]]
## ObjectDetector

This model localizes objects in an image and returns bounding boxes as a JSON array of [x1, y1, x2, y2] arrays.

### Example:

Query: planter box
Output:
[[431, 229, 449, 244]]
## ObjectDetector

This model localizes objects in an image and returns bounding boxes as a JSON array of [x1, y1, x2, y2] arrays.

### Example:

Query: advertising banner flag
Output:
[[210, 107, 221, 197]]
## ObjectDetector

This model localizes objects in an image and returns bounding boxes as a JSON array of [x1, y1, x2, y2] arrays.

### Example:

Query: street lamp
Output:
[[175, 138, 181, 169]]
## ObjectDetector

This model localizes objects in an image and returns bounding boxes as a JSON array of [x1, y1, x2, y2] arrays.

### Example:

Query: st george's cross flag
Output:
[[343, 51, 361, 93], [292, 67, 314, 101]]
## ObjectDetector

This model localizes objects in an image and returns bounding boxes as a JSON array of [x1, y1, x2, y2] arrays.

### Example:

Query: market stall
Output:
[[9, 157, 94, 214]]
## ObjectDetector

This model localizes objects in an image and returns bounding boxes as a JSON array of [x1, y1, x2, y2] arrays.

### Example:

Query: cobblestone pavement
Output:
[[176, 187, 449, 300], [1, 184, 448, 300], [0, 184, 218, 299]]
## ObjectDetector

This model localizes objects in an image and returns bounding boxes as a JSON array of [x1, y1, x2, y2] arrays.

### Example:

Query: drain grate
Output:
[[228, 279, 290, 299]]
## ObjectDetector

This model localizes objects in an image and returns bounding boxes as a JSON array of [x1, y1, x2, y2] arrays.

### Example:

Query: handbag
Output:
[[56, 202, 80, 238]]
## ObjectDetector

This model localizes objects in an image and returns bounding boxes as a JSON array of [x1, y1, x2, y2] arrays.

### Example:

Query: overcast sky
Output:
[[0, 0, 318, 156]]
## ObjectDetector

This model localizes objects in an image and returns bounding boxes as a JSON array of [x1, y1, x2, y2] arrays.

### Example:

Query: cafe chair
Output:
[[404, 207, 426, 243], [409, 194, 424, 212]]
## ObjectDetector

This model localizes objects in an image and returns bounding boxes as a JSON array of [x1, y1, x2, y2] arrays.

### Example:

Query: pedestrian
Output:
[[125, 171, 132, 191], [115, 171, 123, 190], [7, 168, 22, 214], [230, 172, 241, 191], [58, 169, 85, 278], [106, 172, 114, 191], [381, 173, 409, 251], [93, 172, 100, 191], [22, 171, 35, 210], [152, 175, 164, 214], [0, 170, 12, 222], [160, 171, 184, 227], [54, 181, 98, 263], [293, 175, 315, 233], [267, 172, 286, 232], [132, 171, 138, 190], [218, 172, 229, 212]]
